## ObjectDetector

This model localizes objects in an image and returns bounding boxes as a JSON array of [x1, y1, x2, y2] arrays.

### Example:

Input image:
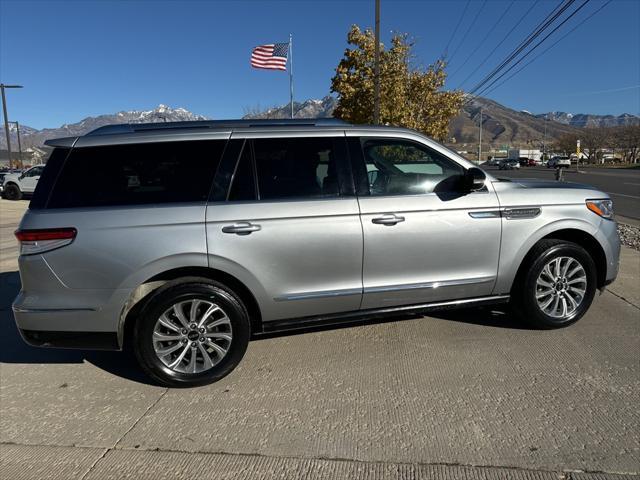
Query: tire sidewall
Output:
[[4, 184, 21, 200], [134, 282, 250, 387], [521, 243, 597, 328]]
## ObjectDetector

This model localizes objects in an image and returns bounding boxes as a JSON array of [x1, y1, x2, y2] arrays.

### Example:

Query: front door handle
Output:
[[222, 222, 261, 235], [372, 214, 405, 226]]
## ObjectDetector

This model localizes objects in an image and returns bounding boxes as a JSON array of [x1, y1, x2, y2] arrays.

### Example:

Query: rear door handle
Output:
[[222, 222, 261, 235], [372, 214, 405, 226]]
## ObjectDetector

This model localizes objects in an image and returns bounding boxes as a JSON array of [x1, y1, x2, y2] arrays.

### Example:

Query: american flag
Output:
[[251, 43, 289, 71]]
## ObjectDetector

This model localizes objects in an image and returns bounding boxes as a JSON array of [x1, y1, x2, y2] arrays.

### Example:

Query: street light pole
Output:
[[1, 84, 23, 170], [373, 0, 380, 124]]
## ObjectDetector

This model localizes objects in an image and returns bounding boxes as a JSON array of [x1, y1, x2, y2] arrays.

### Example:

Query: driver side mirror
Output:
[[463, 167, 486, 192]]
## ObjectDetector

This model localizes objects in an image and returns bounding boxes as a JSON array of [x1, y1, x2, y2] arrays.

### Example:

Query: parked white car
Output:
[[547, 156, 571, 169], [1, 165, 44, 200]]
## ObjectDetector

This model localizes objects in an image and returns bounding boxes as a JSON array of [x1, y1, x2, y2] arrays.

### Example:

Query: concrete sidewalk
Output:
[[1, 199, 639, 479]]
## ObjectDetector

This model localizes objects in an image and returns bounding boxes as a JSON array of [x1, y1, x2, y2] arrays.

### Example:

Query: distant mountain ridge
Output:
[[1, 105, 208, 150], [2, 99, 637, 151], [534, 111, 639, 128]]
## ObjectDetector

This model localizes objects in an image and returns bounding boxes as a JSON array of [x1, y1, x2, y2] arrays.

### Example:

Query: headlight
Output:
[[586, 199, 614, 219]]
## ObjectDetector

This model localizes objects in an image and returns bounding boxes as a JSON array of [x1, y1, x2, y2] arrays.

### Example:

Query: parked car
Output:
[[498, 159, 520, 170], [1, 165, 45, 200], [13, 119, 620, 387], [528, 158, 538, 167], [518, 157, 531, 167], [548, 156, 571, 168]]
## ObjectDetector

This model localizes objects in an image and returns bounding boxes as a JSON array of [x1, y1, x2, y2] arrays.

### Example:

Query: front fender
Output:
[[493, 213, 600, 295]]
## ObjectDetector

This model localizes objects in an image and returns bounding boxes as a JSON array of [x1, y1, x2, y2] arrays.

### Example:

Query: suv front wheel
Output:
[[133, 278, 251, 387], [3, 183, 22, 200], [512, 239, 597, 329]]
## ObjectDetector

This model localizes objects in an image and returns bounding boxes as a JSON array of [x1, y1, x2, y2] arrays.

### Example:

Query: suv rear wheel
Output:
[[3, 183, 22, 200], [512, 239, 597, 329], [133, 278, 251, 387]]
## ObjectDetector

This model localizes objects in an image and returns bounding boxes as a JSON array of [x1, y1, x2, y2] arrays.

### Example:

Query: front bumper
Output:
[[595, 218, 621, 285]]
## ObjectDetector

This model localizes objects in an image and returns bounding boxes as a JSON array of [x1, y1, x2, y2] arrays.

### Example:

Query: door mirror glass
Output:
[[464, 167, 486, 192]]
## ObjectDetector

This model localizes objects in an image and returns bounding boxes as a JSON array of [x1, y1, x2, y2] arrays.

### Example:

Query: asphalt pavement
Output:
[[1, 199, 639, 480], [485, 165, 640, 222]]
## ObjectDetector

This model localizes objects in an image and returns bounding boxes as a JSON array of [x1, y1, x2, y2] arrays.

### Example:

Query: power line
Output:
[[441, 0, 471, 58], [475, 0, 592, 97], [449, 0, 516, 80], [448, 0, 489, 64], [468, 0, 577, 95], [480, 1, 615, 97], [456, 0, 541, 90]]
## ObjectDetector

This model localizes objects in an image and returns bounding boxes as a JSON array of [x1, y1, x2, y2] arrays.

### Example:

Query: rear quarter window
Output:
[[46, 140, 225, 208], [29, 147, 70, 210]]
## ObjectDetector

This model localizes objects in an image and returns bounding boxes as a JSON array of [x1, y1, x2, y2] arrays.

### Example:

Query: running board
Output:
[[259, 295, 510, 335]]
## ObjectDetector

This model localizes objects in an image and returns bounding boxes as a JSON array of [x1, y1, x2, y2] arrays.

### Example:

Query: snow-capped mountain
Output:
[[0, 105, 209, 149], [243, 96, 337, 120], [536, 111, 639, 128]]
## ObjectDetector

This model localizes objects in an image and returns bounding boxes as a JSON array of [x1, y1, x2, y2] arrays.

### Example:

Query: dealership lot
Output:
[[1, 199, 639, 479]]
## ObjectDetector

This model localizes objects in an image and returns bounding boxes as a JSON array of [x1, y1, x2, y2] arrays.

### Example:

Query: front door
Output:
[[205, 133, 363, 323], [21, 166, 44, 193], [349, 134, 502, 309]]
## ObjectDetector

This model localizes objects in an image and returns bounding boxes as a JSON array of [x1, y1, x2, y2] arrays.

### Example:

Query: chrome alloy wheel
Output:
[[535, 256, 587, 319], [152, 299, 233, 374]]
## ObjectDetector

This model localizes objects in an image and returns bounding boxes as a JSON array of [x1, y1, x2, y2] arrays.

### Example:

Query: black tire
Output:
[[133, 277, 251, 387], [3, 183, 22, 201], [511, 239, 597, 329]]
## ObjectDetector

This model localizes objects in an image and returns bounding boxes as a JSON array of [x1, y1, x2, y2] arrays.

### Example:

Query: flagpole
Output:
[[289, 34, 294, 119]]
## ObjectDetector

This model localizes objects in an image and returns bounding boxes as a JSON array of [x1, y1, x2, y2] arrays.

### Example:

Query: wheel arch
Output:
[[512, 228, 607, 293], [119, 266, 263, 349]]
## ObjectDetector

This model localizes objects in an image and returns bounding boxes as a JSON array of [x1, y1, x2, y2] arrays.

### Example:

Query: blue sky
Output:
[[1, 0, 638, 129]]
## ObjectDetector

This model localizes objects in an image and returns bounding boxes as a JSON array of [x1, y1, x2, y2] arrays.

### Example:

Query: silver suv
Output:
[[12, 119, 620, 387]]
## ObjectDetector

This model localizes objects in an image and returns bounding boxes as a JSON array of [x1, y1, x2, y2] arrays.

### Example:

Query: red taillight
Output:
[[15, 228, 77, 255], [15, 228, 77, 242]]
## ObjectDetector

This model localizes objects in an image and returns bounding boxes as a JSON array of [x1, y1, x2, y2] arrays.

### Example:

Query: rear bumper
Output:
[[12, 287, 132, 351], [19, 329, 119, 350]]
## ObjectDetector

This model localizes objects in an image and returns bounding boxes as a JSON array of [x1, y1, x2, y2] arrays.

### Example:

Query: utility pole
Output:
[[1, 84, 23, 170], [11, 121, 24, 168], [373, 0, 380, 124], [542, 114, 548, 162], [478, 107, 483, 164]]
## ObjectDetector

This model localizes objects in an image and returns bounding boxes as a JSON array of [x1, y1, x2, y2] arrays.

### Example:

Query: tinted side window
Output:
[[252, 137, 342, 200], [47, 140, 224, 208], [362, 138, 464, 196]]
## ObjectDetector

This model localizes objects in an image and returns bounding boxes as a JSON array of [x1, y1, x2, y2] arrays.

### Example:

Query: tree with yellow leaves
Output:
[[331, 25, 463, 141]]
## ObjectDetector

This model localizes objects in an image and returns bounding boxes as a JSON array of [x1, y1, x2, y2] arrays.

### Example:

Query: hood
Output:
[[494, 178, 595, 190], [2, 173, 21, 183]]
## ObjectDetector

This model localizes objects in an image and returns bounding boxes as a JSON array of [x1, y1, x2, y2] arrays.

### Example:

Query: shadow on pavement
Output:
[[0, 271, 155, 386], [1, 269, 530, 382]]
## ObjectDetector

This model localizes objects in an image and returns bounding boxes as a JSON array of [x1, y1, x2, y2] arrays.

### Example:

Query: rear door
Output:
[[205, 131, 363, 323], [348, 132, 502, 309]]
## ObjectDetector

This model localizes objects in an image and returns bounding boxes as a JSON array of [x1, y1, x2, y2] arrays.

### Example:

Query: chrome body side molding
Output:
[[275, 276, 495, 302], [502, 207, 541, 219]]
